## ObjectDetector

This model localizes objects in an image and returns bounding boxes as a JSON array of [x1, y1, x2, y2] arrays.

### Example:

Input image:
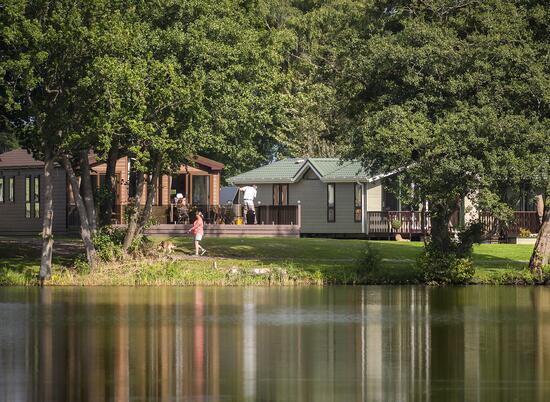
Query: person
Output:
[[239, 184, 257, 224], [174, 192, 184, 204], [188, 211, 206, 256], [176, 196, 189, 224]]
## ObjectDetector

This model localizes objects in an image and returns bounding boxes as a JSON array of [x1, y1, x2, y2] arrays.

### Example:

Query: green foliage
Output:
[[356, 241, 382, 275], [127, 234, 154, 257], [72, 255, 91, 275], [418, 243, 475, 285], [331, 0, 550, 255], [0, 130, 18, 153], [93, 226, 125, 262], [390, 219, 402, 231]]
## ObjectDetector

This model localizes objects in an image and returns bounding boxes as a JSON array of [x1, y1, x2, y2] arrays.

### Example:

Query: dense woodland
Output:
[[1, 0, 549, 283]]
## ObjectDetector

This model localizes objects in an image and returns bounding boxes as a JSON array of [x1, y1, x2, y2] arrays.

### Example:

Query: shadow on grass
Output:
[[0, 242, 78, 285]]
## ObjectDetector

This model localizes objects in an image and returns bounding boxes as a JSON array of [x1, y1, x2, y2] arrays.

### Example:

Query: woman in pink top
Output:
[[189, 211, 206, 256]]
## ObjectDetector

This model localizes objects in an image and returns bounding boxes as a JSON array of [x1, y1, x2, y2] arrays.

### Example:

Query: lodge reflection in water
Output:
[[1, 286, 550, 402]]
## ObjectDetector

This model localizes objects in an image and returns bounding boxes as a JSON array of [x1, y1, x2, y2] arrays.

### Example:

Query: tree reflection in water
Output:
[[0, 286, 550, 402]]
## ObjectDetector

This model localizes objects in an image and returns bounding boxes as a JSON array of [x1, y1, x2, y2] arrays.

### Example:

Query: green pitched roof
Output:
[[309, 158, 370, 180], [228, 158, 386, 185], [228, 158, 306, 184]]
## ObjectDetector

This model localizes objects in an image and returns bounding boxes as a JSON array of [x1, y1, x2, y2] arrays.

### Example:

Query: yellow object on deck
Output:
[[235, 217, 244, 225]]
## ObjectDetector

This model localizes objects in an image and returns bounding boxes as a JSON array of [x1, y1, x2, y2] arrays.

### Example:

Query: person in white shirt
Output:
[[239, 185, 257, 223]]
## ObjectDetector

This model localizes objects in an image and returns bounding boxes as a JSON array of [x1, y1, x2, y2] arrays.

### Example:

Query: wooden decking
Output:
[[145, 223, 301, 237], [365, 211, 541, 239]]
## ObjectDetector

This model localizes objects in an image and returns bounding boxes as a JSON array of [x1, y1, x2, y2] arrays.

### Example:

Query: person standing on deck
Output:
[[188, 211, 206, 255], [239, 185, 257, 224]]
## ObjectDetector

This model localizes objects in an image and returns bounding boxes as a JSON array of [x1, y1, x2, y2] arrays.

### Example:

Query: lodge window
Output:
[[157, 176, 162, 206], [8, 177, 14, 202], [33, 176, 40, 218], [354, 183, 362, 222], [273, 184, 289, 205], [25, 176, 31, 218], [383, 187, 399, 211], [0, 177, 3, 203], [192, 175, 210, 205], [24, 176, 40, 218], [327, 183, 335, 222]]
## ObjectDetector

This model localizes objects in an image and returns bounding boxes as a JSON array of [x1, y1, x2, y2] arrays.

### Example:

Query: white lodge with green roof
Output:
[[228, 158, 403, 237], [227, 158, 544, 239]]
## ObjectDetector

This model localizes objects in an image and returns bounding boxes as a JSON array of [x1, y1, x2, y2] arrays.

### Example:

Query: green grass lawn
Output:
[[0, 236, 538, 286], [169, 237, 535, 283]]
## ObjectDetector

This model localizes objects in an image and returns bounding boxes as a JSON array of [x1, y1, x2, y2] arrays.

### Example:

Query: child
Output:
[[188, 211, 206, 256]]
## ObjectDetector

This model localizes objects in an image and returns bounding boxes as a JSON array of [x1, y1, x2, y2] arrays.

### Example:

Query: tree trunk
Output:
[[420, 199, 427, 246], [536, 195, 545, 224], [79, 149, 97, 234], [100, 145, 118, 226], [62, 155, 98, 271], [529, 208, 550, 277], [39, 152, 55, 285], [136, 155, 161, 237], [122, 173, 145, 252], [429, 212, 453, 253]]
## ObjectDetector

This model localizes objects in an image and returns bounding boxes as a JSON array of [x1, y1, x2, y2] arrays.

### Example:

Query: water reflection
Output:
[[1, 286, 550, 402]]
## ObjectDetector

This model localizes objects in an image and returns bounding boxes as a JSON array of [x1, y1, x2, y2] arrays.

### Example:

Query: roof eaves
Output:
[[320, 176, 370, 183], [227, 176, 294, 185]]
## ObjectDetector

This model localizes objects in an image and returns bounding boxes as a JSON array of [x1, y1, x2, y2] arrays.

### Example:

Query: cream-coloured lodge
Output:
[[228, 158, 543, 239], [228, 158, 400, 236]]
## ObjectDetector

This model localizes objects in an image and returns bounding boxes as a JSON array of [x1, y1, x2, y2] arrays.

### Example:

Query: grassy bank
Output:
[[0, 237, 541, 286]]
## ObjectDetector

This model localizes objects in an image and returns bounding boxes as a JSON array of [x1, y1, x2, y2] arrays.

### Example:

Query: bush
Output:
[[356, 242, 382, 275], [390, 219, 402, 231], [93, 226, 125, 261], [128, 234, 155, 257], [418, 244, 475, 285]]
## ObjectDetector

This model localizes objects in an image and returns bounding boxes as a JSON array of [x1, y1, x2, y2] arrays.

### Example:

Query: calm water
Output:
[[1, 286, 550, 402]]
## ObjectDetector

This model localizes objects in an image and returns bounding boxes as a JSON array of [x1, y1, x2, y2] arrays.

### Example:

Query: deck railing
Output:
[[366, 211, 428, 235], [366, 210, 540, 237], [510, 211, 541, 234], [479, 211, 541, 237], [169, 204, 300, 226], [256, 205, 299, 225]]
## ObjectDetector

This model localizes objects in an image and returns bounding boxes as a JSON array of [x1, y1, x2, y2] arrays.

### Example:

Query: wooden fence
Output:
[[366, 211, 427, 235], [366, 210, 540, 237], [169, 204, 300, 226]]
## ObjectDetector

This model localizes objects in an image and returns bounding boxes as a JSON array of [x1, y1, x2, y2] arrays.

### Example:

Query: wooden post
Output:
[[297, 203, 302, 228]]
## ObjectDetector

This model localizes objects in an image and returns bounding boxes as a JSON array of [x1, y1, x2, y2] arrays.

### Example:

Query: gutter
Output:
[[361, 182, 366, 235]]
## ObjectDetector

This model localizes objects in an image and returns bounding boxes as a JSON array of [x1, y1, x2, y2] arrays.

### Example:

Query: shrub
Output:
[[418, 244, 474, 285], [518, 227, 532, 238], [391, 219, 402, 231], [356, 242, 382, 275], [93, 226, 125, 261], [128, 234, 155, 257], [73, 255, 91, 274]]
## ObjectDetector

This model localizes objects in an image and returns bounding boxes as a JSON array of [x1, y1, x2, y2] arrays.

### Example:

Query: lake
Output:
[[1, 286, 549, 402]]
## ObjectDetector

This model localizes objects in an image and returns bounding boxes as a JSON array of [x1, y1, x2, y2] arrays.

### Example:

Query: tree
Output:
[[1, 0, 87, 280], [331, 1, 550, 278], [1, 0, 136, 274], [0, 129, 18, 153], [115, 0, 293, 247]]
